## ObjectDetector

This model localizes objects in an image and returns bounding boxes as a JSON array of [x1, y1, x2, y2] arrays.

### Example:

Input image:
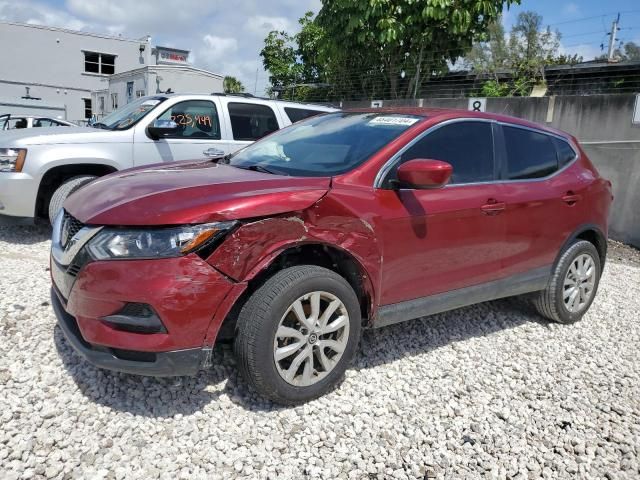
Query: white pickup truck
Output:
[[0, 93, 336, 224]]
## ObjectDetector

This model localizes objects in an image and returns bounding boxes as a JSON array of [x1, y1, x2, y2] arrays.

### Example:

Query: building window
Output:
[[83, 99, 92, 119], [84, 52, 116, 74], [99, 96, 105, 113], [136, 89, 145, 98], [111, 93, 118, 110]]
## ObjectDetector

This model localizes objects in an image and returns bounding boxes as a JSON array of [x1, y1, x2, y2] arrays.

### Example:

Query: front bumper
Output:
[[0, 172, 37, 219], [51, 253, 236, 376], [52, 288, 207, 376]]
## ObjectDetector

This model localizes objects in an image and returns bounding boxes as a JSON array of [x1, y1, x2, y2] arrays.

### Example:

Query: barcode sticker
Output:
[[369, 116, 419, 126]]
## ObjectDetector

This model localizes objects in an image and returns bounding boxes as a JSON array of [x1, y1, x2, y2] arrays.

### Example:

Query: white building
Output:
[[0, 22, 223, 124], [91, 48, 224, 119]]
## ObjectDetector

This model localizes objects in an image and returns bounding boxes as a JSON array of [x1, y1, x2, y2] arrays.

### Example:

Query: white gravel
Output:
[[1, 225, 639, 479]]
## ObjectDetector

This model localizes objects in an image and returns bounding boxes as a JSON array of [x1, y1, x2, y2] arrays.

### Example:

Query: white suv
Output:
[[0, 94, 336, 224]]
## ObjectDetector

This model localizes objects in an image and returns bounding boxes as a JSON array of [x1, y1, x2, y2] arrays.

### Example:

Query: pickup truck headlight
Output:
[[86, 221, 236, 259], [0, 148, 27, 172]]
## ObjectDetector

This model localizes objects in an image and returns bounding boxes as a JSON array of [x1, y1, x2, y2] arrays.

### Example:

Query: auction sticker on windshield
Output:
[[368, 116, 420, 126]]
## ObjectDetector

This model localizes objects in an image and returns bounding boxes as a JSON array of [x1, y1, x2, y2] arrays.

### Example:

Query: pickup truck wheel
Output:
[[533, 240, 601, 324], [234, 265, 362, 405], [48, 175, 97, 224]]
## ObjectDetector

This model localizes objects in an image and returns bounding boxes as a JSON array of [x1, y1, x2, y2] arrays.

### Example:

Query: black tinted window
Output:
[[228, 103, 279, 141], [391, 121, 495, 185], [553, 137, 577, 168], [156, 100, 221, 139], [504, 126, 558, 179], [285, 107, 324, 123]]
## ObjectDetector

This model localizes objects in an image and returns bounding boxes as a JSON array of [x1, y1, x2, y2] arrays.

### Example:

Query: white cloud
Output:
[[559, 42, 602, 62], [245, 15, 291, 36], [1, 0, 321, 95], [0, 0, 88, 31], [563, 3, 580, 16]]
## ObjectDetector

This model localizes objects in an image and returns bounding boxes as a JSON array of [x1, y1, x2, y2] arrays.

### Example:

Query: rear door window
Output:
[[503, 126, 558, 179], [33, 119, 61, 127], [228, 102, 279, 141], [284, 107, 325, 123]]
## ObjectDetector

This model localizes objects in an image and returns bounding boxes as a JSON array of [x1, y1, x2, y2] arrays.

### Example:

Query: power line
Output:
[[547, 10, 640, 27]]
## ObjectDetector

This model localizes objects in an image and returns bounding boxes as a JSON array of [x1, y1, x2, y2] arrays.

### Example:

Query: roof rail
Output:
[[210, 92, 257, 98]]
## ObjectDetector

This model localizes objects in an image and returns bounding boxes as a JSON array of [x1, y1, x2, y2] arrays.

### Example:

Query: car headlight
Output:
[[0, 148, 27, 172], [86, 221, 237, 259]]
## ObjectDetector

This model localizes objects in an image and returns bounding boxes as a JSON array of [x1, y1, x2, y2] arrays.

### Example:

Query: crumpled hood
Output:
[[64, 160, 331, 225]]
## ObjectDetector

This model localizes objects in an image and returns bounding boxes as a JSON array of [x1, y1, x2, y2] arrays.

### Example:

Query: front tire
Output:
[[48, 175, 97, 224], [234, 265, 362, 405], [533, 240, 601, 324]]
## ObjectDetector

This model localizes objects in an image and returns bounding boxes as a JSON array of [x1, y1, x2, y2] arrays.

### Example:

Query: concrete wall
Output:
[[344, 94, 640, 247], [0, 22, 150, 122]]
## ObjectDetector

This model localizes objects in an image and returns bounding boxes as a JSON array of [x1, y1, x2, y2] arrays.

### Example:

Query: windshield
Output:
[[94, 96, 167, 130], [228, 112, 423, 177]]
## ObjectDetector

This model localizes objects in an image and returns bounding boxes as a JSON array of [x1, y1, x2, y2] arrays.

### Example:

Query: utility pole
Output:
[[607, 13, 621, 61], [254, 68, 259, 95]]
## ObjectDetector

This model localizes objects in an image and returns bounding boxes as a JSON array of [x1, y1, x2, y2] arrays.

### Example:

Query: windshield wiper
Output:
[[91, 122, 112, 130], [234, 164, 287, 175]]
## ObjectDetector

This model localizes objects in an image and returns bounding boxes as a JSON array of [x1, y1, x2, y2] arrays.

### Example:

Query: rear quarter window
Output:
[[553, 137, 578, 168], [284, 107, 325, 123]]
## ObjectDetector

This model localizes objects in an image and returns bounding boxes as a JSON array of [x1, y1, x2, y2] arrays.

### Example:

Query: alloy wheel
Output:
[[273, 291, 350, 387], [563, 253, 596, 313]]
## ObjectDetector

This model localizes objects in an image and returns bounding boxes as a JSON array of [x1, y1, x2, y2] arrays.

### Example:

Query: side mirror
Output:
[[396, 159, 453, 189], [147, 119, 179, 139]]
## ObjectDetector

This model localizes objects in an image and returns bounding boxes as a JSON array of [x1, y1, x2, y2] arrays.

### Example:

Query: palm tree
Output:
[[223, 76, 246, 94]]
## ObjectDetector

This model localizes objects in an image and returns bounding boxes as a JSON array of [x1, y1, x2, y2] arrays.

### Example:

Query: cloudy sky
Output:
[[1, 0, 639, 94]]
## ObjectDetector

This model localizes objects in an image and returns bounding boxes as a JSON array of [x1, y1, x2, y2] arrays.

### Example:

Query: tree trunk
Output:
[[409, 42, 426, 99]]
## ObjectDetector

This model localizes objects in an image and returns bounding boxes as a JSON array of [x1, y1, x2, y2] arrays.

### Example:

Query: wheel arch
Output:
[[556, 224, 608, 270], [215, 241, 376, 342], [35, 163, 118, 219]]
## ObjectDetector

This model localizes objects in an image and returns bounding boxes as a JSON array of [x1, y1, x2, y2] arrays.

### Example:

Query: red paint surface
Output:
[[59, 108, 612, 355], [65, 255, 233, 351], [65, 160, 330, 225], [397, 159, 453, 188]]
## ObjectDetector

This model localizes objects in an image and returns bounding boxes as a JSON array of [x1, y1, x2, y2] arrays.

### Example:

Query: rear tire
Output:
[[234, 265, 362, 405], [48, 175, 96, 224], [533, 240, 601, 324]]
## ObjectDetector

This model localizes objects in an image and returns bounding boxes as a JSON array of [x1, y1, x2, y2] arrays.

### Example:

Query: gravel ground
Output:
[[1, 225, 639, 480]]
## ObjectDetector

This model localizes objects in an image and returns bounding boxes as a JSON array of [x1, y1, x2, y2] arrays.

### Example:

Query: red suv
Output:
[[50, 109, 612, 404]]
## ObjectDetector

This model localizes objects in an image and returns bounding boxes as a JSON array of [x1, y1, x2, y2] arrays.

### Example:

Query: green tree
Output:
[[468, 11, 563, 96], [223, 76, 245, 94], [260, 1, 520, 101], [624, 42, 640, 60], [260, 31, 302, 97], [317, 0, 520, 99], [509, 11, 560, 85]]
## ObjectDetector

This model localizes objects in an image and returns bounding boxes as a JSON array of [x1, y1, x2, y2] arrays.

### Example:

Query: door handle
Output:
[[203, 147, 225, 158], [481, 199, 506, 215], [562, 191, 582, 206]]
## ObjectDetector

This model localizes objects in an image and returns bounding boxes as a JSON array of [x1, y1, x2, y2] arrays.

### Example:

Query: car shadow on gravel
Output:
[[53, 326, 285, 416], [354, 296, 548, 371], [0, 224, 51, 245], [54, 297, 548, 416]]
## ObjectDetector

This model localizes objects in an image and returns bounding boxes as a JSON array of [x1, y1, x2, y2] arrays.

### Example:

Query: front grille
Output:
[[61, 211, 84, 249], [66, 263, 82, 277]]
